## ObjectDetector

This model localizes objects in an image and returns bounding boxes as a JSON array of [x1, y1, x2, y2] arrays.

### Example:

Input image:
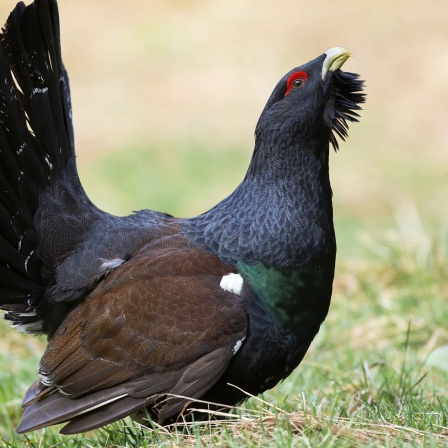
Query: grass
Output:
[[1, 145, 447, 446]]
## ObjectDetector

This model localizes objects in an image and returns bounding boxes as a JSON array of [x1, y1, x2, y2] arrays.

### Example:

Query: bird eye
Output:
[[285, 70, 308, 96]]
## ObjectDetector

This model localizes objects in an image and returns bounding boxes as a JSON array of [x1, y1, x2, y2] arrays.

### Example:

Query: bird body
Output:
[[0, 0, 365, 434]]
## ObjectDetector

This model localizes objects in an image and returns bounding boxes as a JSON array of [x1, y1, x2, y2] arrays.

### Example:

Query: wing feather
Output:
[[18, 235, 247, 433]]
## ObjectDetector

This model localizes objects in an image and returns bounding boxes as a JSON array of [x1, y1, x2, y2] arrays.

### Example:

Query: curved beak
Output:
[[321, 47, 352, 80]]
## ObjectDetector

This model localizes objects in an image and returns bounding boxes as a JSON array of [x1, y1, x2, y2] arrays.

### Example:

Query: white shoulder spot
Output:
[[220, 273, 243, 296]]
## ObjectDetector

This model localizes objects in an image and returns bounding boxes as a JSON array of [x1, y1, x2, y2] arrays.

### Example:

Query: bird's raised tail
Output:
[[0, 0, 98, 334]]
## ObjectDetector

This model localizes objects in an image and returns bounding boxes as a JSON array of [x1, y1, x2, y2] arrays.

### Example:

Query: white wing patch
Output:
[[11, 320, 43, 334], [100, 258, 125, 272], [11, 309, 37, 318], [39, 372, 53, 387], [232, 337, 246, 354], [220, 273, 243, 296]]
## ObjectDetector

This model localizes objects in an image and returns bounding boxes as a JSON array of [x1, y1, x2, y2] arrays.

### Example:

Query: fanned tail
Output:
[[0, 0, 89, 333]]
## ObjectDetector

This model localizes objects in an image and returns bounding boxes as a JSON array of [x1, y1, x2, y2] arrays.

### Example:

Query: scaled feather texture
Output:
[[0, 0, 366, 435]]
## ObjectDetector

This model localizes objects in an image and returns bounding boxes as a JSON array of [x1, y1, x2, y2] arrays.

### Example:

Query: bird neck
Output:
[[185, 133, 336, 269], [237, 136, 335, 331], [183, 136, 336, 332]]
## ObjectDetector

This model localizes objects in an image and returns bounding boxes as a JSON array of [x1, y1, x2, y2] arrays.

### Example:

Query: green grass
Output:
[[1, 145, 448, 446]]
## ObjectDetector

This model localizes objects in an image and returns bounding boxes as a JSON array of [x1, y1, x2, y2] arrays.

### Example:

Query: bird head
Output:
[[256, 47, 365, 151]]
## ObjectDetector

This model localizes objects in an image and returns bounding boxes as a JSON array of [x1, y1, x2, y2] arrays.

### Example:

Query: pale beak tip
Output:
[[321, 47, 352, 80]]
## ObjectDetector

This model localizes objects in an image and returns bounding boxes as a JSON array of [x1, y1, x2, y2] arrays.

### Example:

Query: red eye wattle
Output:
[[285, 71, 308, 96]]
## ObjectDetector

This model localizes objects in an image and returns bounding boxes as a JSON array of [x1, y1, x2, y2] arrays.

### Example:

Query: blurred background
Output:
[[1, 0, 445, 237], [0, 0, 447, 440]]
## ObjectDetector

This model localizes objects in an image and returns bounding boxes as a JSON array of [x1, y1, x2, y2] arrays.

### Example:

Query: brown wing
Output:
[[17, 235, 247, 434]]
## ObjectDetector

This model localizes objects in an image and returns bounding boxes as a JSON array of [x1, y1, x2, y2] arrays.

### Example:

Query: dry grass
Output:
[[171, 413, 448, 447], [97, 392, 448, 448]]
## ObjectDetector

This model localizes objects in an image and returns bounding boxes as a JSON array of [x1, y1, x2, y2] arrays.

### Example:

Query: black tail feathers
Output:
[[0, 0, 78, 331]]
